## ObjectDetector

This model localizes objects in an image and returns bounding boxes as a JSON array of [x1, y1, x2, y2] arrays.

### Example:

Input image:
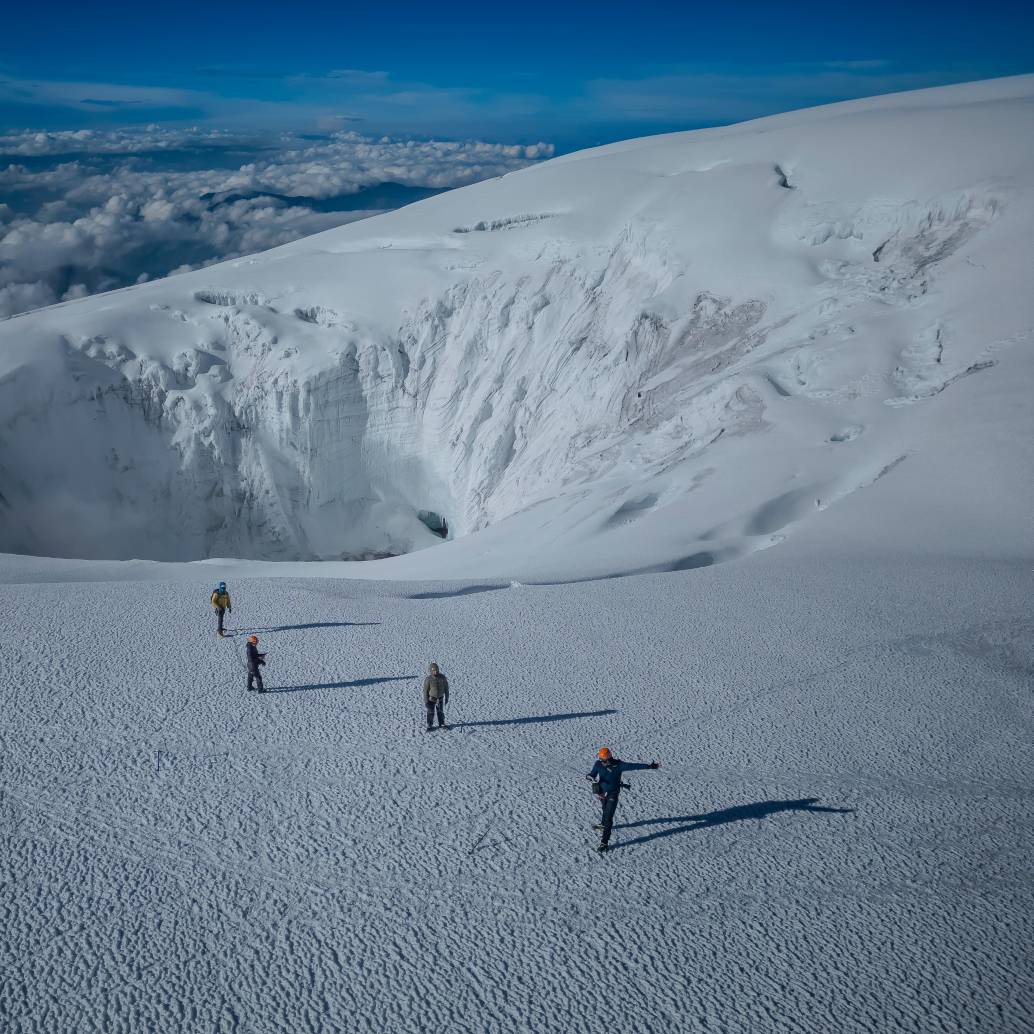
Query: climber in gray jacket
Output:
[[423, 662, 449, 731]]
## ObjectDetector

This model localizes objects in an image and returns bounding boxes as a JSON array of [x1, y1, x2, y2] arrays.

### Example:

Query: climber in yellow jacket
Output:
[[211, 582, 232, 637]]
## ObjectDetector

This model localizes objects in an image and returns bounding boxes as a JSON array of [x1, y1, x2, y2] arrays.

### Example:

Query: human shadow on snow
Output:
[[611, 798, 854, 851], [226, 621, 381, 635], [451, 708, 618, 729], [267, 675, 415, 694]]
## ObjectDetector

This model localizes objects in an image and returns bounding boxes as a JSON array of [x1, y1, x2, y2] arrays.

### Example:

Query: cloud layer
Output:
[[0, 127, 552, 318]]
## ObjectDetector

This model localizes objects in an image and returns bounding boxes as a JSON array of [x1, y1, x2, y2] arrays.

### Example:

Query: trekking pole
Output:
[[468, 825, 491, 857]]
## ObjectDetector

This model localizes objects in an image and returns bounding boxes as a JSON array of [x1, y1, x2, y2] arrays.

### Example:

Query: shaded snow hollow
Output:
[[0, 76, 1032, 576]]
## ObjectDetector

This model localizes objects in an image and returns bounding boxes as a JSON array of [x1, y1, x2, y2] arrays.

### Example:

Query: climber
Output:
[[586, 747, 661, 853], [246, 635, 266, 693], [211, 581, 232, 637], [422, 662, 450, 731]]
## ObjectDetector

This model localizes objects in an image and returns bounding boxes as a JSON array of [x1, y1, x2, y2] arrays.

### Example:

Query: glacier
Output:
[[1, 75, 1031, 574]]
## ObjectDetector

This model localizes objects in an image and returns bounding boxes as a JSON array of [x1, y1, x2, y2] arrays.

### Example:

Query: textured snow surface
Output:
[[1, 553, 1032, 1033], [0, 76, 1032, 572]]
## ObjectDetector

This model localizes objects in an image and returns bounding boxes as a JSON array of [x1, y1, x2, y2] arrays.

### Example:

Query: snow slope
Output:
[[0, 76, 1031, 574]]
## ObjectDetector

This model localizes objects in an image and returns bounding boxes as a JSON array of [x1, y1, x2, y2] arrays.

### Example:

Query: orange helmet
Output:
[[248, 635, 258, 644], [597, 747, 611, 760]]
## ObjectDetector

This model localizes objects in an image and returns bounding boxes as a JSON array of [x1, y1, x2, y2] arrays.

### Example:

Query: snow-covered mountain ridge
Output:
[[1, 76, 1032, 573]]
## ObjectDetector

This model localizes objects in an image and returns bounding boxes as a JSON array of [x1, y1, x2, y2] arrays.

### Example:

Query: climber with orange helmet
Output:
[[245, 634, 266, 693], [586, 747, 660, 853]]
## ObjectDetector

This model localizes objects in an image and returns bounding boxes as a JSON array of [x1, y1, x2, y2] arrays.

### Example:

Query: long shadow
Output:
[[267, 675, 415, 694], [409, 584, 507, 601], [226, 621, 380, 636], [451, 708, 618, 729], [611, 798, 854, 851]]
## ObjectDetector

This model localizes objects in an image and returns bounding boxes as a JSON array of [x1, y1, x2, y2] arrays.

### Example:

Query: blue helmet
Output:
[[218, 582, 226, 591]]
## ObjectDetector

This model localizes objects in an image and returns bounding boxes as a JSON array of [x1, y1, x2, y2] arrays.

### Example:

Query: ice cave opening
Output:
[[417, 510, 450, 540]]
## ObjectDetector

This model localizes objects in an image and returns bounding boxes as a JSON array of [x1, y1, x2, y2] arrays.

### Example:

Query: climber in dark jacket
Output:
[[246, 635, 266, 693], [422, 662, 449, 731], [586, 747, 661, 852]]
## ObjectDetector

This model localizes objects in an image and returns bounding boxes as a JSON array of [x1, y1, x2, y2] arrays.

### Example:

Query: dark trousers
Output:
[[599, 792, 621, 847], [216, 607, 226, 633], [248, 669, 264, 692], [426, 698, 445, 728]]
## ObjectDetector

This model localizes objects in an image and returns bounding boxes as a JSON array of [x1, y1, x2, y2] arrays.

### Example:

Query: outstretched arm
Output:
[[620, 760, 661, 773]]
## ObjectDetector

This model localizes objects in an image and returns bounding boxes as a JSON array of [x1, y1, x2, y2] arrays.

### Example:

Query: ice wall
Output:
[[0, 221, 768, 560]]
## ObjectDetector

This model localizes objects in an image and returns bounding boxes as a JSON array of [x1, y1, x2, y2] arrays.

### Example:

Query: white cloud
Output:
[[0, 127, 554, 319], [0, 280, 57, 317], [0, 125, 253, 156]]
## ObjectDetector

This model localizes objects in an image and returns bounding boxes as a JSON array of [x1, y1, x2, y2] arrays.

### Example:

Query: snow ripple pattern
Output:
[[0, 557, 1031, 1031]]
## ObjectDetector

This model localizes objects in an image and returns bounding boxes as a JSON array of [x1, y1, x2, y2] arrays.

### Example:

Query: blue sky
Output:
[[1, 0, 1032, 148]]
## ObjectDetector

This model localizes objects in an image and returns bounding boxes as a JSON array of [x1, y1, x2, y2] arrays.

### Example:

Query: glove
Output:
[[228, 606, 232, 613]]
